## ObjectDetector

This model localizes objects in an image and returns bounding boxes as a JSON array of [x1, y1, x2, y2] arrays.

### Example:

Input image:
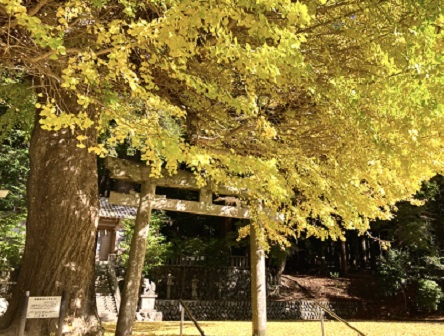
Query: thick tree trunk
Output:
[[115, 183, 154, 336], [0, 84, 101, 335]]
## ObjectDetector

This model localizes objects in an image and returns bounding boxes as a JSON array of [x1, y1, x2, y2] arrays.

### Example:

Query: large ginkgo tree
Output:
[[0, 0, 443, 334]]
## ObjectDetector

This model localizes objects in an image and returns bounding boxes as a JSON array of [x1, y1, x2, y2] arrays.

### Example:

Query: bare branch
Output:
[[29, 48, 83, 62]]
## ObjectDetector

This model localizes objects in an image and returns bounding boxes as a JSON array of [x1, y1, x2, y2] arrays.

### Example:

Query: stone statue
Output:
[[150, 280, 156, 294], [143, 278, 150, 294], [137, 278, 162, 321], [143, 278, 156, 295]]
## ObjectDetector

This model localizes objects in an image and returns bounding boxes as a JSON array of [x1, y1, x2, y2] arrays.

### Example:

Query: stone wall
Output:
[[155, 299, 366, 321]]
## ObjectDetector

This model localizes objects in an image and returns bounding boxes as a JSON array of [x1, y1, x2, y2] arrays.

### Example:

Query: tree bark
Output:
[[0, 83, 102, 335], [115, 182, 155, 336]]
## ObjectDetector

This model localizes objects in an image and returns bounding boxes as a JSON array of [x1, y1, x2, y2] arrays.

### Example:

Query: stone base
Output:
[[140, 294, 157, 310], [136, 310, 163, 322]]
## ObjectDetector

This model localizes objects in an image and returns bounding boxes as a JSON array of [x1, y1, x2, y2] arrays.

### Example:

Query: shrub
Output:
[[377, 249, 410, 297], [0, 214, 25, 273], [416, 279, 443, 312]]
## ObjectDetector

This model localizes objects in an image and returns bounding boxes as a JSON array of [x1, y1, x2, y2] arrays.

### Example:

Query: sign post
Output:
[[18, 291, 29, 336], [179, 302, 184, 336], [26, 296, 61, 318], [56, 292, 67, 336], [17, 292, 64, 336]]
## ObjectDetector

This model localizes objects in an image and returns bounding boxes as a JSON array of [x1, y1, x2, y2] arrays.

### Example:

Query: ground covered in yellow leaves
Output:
[[103, 321, 444, 336]]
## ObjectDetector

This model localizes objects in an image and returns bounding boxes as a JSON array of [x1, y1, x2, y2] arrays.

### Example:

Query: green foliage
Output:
[[0, 127, 29, 272], [0, 214, 25, 271], [161, 215, 249, 267], [372, 175, 444, 258], [0, 129, 30, 213], [117, 212, 171, 275], [166, 235, 237, 267], [416, 279, 443, 312], [374, 175, 444, 311], [329, 272, 340, 279], [0, 76, 35, 142], [377, 249, 410, 297], [377, 248, 444, 312]]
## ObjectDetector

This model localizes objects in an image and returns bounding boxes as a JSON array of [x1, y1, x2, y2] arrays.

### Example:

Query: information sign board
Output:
[[26, 296, 61, 319]]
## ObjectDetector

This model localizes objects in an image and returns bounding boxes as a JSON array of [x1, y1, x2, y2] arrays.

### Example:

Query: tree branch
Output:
[[28, 0, 52, 17], [29, 48, 83, 62], [0, 4, 8, 16]]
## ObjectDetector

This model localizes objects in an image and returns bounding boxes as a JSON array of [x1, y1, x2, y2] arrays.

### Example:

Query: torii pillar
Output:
[[106, 158, 268, 336], [250, 224, 267, 336]]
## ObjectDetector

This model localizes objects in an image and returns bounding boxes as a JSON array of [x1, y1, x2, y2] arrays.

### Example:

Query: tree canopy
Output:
[[1, 0, 444, 245]]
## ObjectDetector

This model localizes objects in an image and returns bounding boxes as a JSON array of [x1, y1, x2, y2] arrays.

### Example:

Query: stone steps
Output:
[[95, 264, 118, 322]]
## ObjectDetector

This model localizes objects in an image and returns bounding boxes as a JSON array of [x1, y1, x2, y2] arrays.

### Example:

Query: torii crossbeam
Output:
[[106, 157, 268, 336]]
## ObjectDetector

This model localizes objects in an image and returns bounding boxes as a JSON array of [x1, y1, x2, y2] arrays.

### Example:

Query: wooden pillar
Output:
[[250, 224, 267, 336], [110, 224, 117, 254], [199, 187, 212, 204], [115, 182, 155, 336]]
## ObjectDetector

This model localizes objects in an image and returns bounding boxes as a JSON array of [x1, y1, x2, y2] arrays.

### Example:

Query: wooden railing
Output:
[[165, 256, 206, 266], [179, 299, 206, 336], [314, 301, 367, 336], [229, 256, 249, 268]]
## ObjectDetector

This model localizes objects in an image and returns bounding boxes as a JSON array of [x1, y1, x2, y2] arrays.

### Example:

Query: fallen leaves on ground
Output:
[[103, 321, 444, 336]]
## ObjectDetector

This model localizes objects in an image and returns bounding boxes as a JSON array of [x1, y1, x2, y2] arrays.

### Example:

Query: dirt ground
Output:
[[276, 273, 444, 320], [277, 273, 380, 301]]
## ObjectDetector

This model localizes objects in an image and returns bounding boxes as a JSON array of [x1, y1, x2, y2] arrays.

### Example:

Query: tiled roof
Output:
[[99, 197, 137, 219]]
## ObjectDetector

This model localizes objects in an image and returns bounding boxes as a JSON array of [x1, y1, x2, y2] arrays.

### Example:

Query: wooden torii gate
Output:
[[106, 157, 268, 336]]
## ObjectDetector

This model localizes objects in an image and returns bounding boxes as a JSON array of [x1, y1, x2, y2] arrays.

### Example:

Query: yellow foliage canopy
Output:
[[1, 0, 444, 243]]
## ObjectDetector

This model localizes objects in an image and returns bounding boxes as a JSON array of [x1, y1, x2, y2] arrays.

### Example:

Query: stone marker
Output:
[[136, 279, 162, 321]]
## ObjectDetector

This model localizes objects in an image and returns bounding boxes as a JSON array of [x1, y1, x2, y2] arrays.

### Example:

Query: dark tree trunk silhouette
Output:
[[339, 240, 348, 276]]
